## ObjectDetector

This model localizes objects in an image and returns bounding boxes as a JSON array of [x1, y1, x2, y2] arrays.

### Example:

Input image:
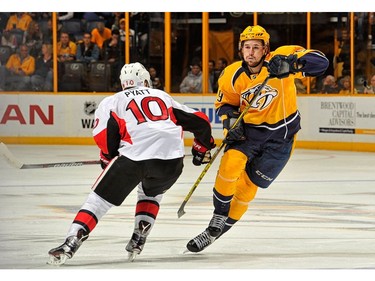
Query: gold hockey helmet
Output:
[[239, 25, 270, 49]]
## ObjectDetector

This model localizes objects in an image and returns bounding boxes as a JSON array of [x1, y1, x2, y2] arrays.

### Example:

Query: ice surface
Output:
[[0, 145, 374, 279]]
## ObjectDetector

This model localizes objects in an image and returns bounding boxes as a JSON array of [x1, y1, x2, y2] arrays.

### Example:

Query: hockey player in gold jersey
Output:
[[186, 25, 329, 253]]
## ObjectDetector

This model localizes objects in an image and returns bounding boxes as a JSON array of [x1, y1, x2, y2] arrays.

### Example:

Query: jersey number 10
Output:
[[126, 97, 169, 124]]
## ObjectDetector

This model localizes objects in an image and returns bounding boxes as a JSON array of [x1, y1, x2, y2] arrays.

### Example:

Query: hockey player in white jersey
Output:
[[47, 62, 215, 265]]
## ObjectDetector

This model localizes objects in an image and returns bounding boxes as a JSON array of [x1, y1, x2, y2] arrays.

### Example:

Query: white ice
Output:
[[0, 145, 375, 280]]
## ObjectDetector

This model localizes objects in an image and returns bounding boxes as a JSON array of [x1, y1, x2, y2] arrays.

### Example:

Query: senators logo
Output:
[[241, 84, 278, 110]]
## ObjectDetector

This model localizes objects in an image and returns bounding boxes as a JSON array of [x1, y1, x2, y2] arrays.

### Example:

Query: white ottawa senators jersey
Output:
[[93, 86, 212, 161]]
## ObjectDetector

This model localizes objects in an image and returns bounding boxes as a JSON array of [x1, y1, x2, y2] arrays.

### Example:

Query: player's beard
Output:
[[245, 56, 263, 68]]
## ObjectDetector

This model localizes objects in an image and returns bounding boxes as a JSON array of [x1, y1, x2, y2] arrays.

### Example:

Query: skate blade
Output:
[[183, 248, 200, 254], [127, 251, 140, 262], [183, 248, 191, 254], [47, 254, 68, 266], [128, 252, 137, 262], [127, 248, 141, 262]]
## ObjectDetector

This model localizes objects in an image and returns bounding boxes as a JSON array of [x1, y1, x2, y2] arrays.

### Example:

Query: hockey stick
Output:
[[0, 142, 100, 169], [177, 75, 270, 218]]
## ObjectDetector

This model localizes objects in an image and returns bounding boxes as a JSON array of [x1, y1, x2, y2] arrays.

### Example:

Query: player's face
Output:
[[241, 40, 266, 67]]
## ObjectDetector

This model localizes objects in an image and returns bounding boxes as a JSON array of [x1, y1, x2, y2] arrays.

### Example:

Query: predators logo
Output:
[[240, 84, 277, 111]]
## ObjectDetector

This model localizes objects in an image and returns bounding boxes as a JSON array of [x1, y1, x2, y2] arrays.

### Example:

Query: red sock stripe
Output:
[[135, 200, 160, 218], [73, 209, 98, 232]]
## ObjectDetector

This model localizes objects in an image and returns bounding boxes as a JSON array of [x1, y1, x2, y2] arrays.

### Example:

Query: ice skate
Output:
[[125, 220, 151, 262], [47, 229, 89, 265], [186, 214, 226, 253]]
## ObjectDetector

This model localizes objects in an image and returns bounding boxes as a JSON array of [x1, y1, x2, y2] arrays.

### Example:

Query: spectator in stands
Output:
[[57, 13, 83, 32], [179, 61, 212, 93], [5, 12, 32, 32], [57, 32, 77, 62], [216, 57, 228, 74], [110, 12, 123, 30], [1, 30, 17, 51], [102, 29, 124, 91], [209, 59, 217, 92], [23, 20, 43, 58], [90, 21, 111, 50], [102, 29, 123, 62], [5, 44, 35, 91], [117, 18, 135, 47], [212, 57, 228, 92], [149, 66, 163, 90], [336, 29, 350, 79], [58, 12, 74, 21], [131, 13, 149, 58], [76, 32, 100, 91], [364, 74, 375, 94], [83, 12, 110, 22], [3, 13, 32, 49], [76, 32, 100, 65], [0, 12, 10, 32], [31, 43, 53, 91], [295, 78, 307, 94], [321, 75, 341, 94], [41, 18, 53, 44], [56, 31, 77, 85], [339, 75, 357, 94]]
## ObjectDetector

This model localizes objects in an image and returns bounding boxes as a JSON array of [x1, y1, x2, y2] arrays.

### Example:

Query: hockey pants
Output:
[[214, 136, 297, 236]]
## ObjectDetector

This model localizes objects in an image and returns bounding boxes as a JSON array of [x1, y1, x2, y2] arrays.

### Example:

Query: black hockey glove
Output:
[[100, 151, 111, 169], [267, 54, 300, 79], [191, 137, 216, 166], [222, 111, 246, 145]]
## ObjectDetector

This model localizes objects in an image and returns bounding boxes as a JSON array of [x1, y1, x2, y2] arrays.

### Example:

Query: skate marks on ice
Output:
[[0, 146, 375, 270], [36, 195, 375, 269]]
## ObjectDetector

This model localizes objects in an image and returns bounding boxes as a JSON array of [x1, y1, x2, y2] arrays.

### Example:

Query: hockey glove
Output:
[[267, 54, 300, 79], [222, 111, 246, 145], [99, 151, 111, 169], [191, 137, 216, 166]]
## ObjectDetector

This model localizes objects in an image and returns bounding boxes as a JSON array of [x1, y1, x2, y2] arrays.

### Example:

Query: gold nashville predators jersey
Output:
[[215, 45, 325, 130]]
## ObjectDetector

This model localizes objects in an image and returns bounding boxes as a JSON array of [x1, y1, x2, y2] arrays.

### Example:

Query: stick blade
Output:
[[177, 202, 187, 218], [177, 209, 185, 218], [0, 142, 23, 169]]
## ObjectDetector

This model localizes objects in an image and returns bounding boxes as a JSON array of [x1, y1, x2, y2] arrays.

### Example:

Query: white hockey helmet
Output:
[[119, 62, 152, 90]]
